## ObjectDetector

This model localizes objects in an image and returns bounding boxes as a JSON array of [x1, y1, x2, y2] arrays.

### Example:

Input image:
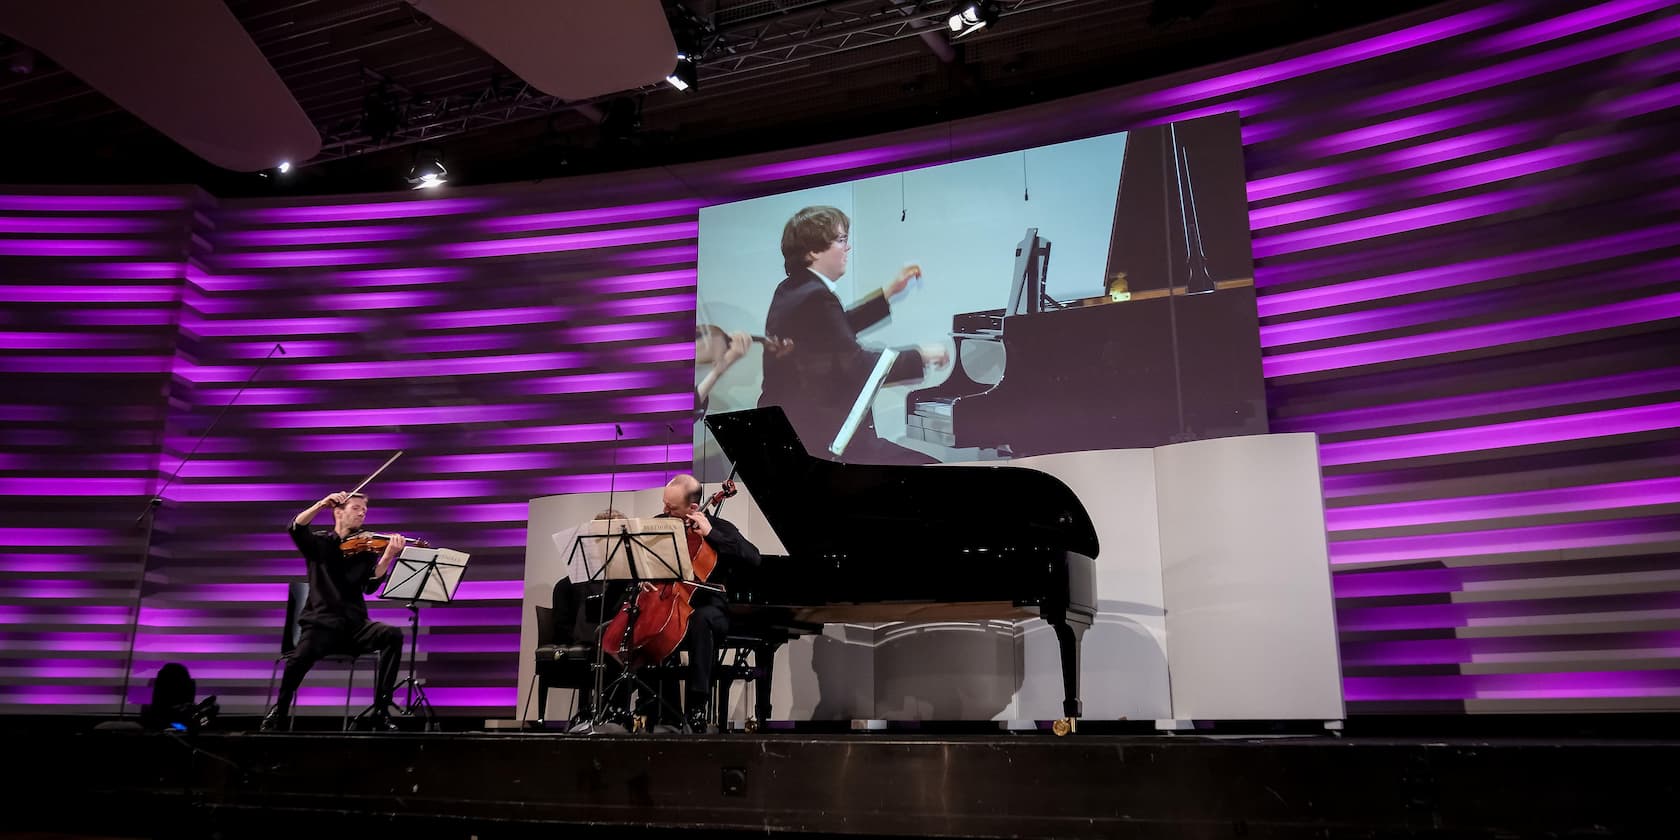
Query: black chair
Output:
[[525, 577, 613, 723], [264, 581, 365, 730]]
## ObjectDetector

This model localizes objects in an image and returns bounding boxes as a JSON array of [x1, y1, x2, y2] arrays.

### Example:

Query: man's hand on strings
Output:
[[380, 533, 407, 560], [685, 510, 712, 537]]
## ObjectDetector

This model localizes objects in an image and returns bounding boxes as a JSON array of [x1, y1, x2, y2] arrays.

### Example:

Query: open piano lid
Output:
[[704, 407, 1099, 562]]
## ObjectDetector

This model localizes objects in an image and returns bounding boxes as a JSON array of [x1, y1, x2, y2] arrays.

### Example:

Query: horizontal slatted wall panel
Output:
[[2, 0, 1674, 716]]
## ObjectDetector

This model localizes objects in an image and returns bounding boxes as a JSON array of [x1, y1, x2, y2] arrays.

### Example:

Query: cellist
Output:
[[660, 474, 761, 733]]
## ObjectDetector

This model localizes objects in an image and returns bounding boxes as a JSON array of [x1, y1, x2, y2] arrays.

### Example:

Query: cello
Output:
[[601, 480, 738, 668]]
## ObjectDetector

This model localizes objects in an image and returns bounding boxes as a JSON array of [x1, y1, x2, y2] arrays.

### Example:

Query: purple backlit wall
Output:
[[3, 0, 1678, 716]]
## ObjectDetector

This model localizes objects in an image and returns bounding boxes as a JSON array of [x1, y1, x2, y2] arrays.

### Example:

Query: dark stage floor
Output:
[[8, 716, 1678, 839]]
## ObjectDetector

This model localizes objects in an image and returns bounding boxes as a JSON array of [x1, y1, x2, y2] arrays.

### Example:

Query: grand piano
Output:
[[903, 118, 1266, 458], [705, 406, 1098, 731]]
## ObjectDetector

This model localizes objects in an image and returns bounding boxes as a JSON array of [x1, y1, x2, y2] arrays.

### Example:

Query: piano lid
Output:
[[705, 406, 1099, 562]]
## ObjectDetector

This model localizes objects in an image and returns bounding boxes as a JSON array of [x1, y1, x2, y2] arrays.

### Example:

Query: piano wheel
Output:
[[1052, 717, 1077, 737], [632, 714, 648, 733], [744, 718, 760, 734]]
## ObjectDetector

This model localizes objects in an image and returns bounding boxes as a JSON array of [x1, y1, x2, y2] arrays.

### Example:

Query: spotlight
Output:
[[666, 52, 698, 92], [277, 161, 292, 174], [406, 153, 448, 189], [947, 1, 1000, 38]]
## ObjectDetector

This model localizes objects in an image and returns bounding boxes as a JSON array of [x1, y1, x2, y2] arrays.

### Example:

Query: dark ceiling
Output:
[[0, 0, 1441, 197]]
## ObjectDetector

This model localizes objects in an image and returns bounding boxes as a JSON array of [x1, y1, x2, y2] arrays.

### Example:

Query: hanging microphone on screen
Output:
[[276, 343, 286, 355]]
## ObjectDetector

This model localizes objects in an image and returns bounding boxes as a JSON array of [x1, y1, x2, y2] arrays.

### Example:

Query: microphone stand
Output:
[[605, 423, 623, 519], [118, 343, 286, 719]]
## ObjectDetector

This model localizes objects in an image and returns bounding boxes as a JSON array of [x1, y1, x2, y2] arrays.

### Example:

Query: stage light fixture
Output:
[[947, 1, 1000, 38], [406, 153, 448, 189], [277, 161, 291, 174], [666, 52, 698, 92]]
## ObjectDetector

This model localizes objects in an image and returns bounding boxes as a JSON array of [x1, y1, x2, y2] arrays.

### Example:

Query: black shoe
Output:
[[258, 709, 288, 733], [686, 707, 716, 735]]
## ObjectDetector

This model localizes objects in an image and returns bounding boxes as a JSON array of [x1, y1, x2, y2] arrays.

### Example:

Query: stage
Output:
[[10, 717, 1676, 839]]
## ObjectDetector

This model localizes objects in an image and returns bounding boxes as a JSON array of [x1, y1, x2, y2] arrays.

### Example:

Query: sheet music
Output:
[[553, 516, 692, 583]]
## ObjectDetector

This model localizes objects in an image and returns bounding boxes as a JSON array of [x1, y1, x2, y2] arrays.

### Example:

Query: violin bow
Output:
[[341, 450, 404, 501]]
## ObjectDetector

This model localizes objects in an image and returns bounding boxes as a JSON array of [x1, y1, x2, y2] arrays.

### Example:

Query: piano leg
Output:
[[754, 642, 778, 725], [1046, 611, 1088, 724]]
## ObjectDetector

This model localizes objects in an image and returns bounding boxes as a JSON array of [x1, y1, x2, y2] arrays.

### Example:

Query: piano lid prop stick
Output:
[[830, 348, 899, 458]]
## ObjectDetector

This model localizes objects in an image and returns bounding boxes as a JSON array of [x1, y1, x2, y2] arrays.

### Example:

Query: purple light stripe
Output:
[[60, 309, 178, 327], [1132, 5, 1518, 109], [1597, 78, 1680, 121], [1275, 367, 1680, 435], [1264, 289, 1680, 377], [1329, 516, 1680, 566], [179, 351, 587, 383], [220, 223, 426, 247], [1472, 0, 1677, 56], [0, 216, 175, 234], [0, 478, 150, 497], [252, 404, 553, 429], [133, 636, 270, 654], [0, 356, 173, 375], [9, 634, 128, 652], [596, 294, 696, 318], [229, 197, 493, 223], [1327, 476, 1680, 532], [1345, 671, 1680, 702], [561, 322, 688, 344], [1301, 99, 1517, 158], [409, 445, 692, 476], [1252, 183, 1558, 259], [481, 199, 707, 233], [1257, 223, 1680, 316], [0, 556, 108, 574], [0, 605, 130, 623], [1319, 401, 1680, 466], [9, 665, 126, 679], [1249, 134, 1634, 230], [178, 314, 376, 337], [213, 246, 399, 269], [163, 479, 505, 504], [0, 331, 167, 351], [610, 245, 698, 267], [190, 386, 330, 407], [82, 261, 187, 279], [420, 306, 568, 329], [206, 339, 354, 359], [0, 239, 173, 257], [732, 140, 950, 183], [304, 290, 447, 310], [327, 266, 473, 287], [0, 405, 61, 422], [1353, 13, 1680, 118], [613, 393, 696, 415], [412, 687, 515, 707], [1261, 255, 1680, 348], [413, 634, 519, 654], [583, 269, 695, 295], [1333, 568, 1465, 599], [1249, 125, 1542, 202], [439, 221, 698, 259], [0, 284, 181, 303], [0, 195, 189, 211], [621, 342, 696, 364], [511, 371, 670, 396], [385, 334, 523, 355]]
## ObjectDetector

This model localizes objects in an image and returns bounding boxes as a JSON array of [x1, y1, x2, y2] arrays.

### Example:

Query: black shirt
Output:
[[288, 520, 382, 630]]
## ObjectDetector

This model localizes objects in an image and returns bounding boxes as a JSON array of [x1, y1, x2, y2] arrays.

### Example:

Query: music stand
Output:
[[373, 546, 469, 729], [562, 517, 692, 733]]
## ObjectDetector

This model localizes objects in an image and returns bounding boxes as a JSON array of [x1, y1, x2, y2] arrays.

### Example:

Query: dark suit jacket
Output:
[[758, 268, 925, 455]]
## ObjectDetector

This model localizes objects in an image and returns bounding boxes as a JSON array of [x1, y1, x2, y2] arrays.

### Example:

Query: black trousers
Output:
[[685, 594, 729, 713], [274, 619, 404, 715]]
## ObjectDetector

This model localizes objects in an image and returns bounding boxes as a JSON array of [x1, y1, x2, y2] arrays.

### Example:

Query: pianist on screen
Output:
[[758, 205, 950, 466]]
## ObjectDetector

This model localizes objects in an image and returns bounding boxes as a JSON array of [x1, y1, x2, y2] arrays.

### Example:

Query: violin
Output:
[[697, 323, 794, 359], [339, 531, 431, 554]]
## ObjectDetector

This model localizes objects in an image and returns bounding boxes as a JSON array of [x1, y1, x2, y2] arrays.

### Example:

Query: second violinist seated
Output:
[[262, 491, 409, 733], [658, 474, 761, 734]]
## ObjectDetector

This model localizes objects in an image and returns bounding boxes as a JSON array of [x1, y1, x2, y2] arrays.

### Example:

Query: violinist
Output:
[[262, 491, 407, 732], [661, 474, 761, 733]]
